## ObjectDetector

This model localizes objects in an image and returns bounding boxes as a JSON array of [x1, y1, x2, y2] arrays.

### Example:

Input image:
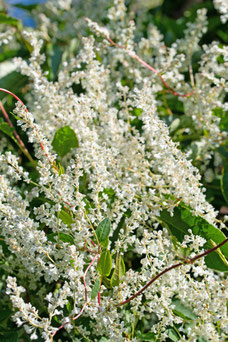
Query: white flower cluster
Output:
[[0, 0, 227, 341], [6, 276, 57, 341], [0, 28, 15, 46], [213, 0, 228, 23]]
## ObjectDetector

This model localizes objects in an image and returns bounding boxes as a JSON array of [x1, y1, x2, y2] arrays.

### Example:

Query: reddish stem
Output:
[[83, 242, 97, 254], [98, 291, 101, 306], [52, 254, 98, 337], [105, 37, 194, 98], [0, 88, 58, 171], [0, 88, 44, 151], [0, 101, 32, 158], [115, 237, 228, 307], [0, 88, 27, 107], [90, 239, 96, 247]]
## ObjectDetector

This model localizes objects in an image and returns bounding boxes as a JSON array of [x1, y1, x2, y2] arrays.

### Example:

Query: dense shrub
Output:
[[0, 0, 227, 341]]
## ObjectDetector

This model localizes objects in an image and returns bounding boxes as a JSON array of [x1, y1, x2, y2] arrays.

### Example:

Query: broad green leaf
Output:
[[59, 209, 74, 228], [50, 45, 63, 81], [110, 253, 125, 287], [101, 237, 109, 248], [204, 248, 228, 272], [97, 249, 112, 276], [95, 218, 111, 244], [219, 145, 228, 159], [172, 299, 197, 320], [52, 125, 79, 158], [102, 276, 111, 289], [221, 162, 228, 204], [0, 72, 28, 100], [47, 232, 74, 245], [0, 122, 14, 138], [159, 204, 228, 272], [210, 239, 228, 267], [131, 107, 143, 117], [57, 233, 74, 244], [166, 328, 179, 342], [0, 13, 19, 26], [91, 279, 100, 299], [136, 331, 156, 341], [0, 49, 19, 63]]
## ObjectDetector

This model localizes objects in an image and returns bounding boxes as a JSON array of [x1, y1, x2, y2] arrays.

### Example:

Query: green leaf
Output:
[[0, 13, 19, 26], [52, 125, 79, 158], [47, 232, 74, 245], [91, 279, 100, 299], [0, 331, 18, 342], [101, 237, 109, 248], [97, 249, 112, 276], [221, 162, 228, 205], [0, 72, 28, 100], [166, 328, 179, 341], [110, 253, 125, 287], [212, 107, 228, 131], [159, 204, 228, 272], [66, 301, 72, 313], [95, 218, 111, 244], [210, 239, 228, 267], [59, 209, 74, 228], [95, 51, 102, 63], [0, 309, 12, 322], [0, 122, 14, 138], [136, 331, 156, 341], [102, 276, 111, 289], [57, 233, 74, 244], [172, 299, 197, 320], [50, 45, 63, 81], [0, 49, 19, 63]]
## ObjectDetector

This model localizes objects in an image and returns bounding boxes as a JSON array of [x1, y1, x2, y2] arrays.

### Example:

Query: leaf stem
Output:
[[115, 237, 228, 307]]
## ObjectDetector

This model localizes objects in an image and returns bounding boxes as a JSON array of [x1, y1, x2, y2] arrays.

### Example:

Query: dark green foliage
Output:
[[160, 204, 228, 271], [52, 125, 79, 157]]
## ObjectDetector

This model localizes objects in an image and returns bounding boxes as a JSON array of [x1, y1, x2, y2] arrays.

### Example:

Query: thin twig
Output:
[[105, 37, 194, 98], [189, 63, 195, 88], [0, 88, 58, 172], [115, 237, 228, 307], [0, 100, 36, 167], [52, 254, 98, 337]]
